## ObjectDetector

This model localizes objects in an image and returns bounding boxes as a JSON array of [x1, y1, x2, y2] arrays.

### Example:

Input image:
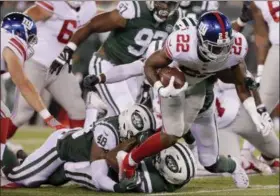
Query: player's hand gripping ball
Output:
[[158, 67, 186, 89]]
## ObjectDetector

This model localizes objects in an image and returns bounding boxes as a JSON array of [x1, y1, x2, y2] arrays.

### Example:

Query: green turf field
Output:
[[2, 126, 279, 196]]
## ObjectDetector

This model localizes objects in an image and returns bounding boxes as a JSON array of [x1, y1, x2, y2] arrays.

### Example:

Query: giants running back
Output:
[[164, 24, 248, 85]]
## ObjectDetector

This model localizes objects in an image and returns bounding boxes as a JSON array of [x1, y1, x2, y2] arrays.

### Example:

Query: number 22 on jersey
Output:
[[176, 34, 190, 52], [57, 20, 77, 44]]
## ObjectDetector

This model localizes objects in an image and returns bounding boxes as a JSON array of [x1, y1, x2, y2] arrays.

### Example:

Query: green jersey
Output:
[[57, 116, 120, 162], [103, 1, 179, 65]]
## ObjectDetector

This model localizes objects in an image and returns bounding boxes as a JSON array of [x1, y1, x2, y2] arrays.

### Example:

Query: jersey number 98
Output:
[[128, 28, 168, 56]]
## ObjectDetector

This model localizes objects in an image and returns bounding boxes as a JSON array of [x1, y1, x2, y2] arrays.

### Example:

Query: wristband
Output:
[[257, 64, 264, 76], [67, 42, 77, 51], [242, 97, 258, 117], [99, 73, 106, 83], [39, 109, 51, 119], [237, 17, 247, 27], [153, 81, 163, 91]]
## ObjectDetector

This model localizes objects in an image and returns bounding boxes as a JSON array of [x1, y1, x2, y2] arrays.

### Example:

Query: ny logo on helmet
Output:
[[198, 22, 208, 36], [22, 18, 33, 30]]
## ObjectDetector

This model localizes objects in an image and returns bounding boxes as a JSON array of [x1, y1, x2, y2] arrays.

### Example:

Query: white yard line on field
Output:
[[148, 185, 279, 196]]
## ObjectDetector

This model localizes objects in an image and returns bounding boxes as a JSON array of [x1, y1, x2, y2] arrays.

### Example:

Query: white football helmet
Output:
[[118, 104, 156, 140], [146, 1, 179, 23], [154, 142, 197, 185], [67, 1, 83, 9]]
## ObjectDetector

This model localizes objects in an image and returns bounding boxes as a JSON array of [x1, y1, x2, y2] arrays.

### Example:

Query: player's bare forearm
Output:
[[231, 64, 252, 102], [24, 4, 52, 22], [70, 10, 126, 46], [144, 49, 172, 86], [4, 48, 46, 113], [251, 2, 270, 65], [252, 89, 262, 106], [104, 138, 137, 171]]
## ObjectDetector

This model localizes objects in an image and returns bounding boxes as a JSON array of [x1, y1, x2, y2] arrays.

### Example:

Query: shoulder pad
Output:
[[116, 1, 141, 19], [7, 37, 27, 62], [93, 122, 120, 151], [164, 28, 196, 60], [230, 32, 248, 63], [173, 17, 197, 31], [35, 1, 54, 12]]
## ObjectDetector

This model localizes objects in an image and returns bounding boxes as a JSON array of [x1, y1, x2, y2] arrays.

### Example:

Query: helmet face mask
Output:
[[118, 104, 156, 140], [146, 1, 179, 23], [197, 11, 234, 62]]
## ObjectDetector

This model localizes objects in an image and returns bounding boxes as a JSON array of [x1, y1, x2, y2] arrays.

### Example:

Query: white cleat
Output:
[[231, 157, 249, 189], [241, 150, 272, 175]]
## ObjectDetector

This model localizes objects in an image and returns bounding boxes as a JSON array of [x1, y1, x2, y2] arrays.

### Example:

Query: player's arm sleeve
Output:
[[90, 159, 117, 192], [163, 31, 179, 60], [116, 1, 140, 19], [7, 38, 27, 63], [104, 60, 144, 84], [93, 124, 119, 151], [35, 1, 54, 13]]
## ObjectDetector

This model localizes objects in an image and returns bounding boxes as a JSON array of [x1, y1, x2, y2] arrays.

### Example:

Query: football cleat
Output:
[[230, 156, 249, 189], [241, 150, 272, 175], [259, 156, 279, 172], [116, 151, 136, 181]]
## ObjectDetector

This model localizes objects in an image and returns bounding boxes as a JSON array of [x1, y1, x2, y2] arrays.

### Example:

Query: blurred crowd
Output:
[[0, 1, 277, 126]]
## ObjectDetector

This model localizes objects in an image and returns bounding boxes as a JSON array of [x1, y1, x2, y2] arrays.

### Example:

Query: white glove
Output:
[[255, 64, 264, 84], [243, 97, 273, 136], [154, 76, 188, 98], [256, 105, 274, 136]]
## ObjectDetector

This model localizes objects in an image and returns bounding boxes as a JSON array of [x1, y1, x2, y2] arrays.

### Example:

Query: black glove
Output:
[[49, 46, 74, 75], [83, 74, 100, 91], [239, 1, 253, 23], [245, 76, 259, 91], [113, 172, 141, 193]]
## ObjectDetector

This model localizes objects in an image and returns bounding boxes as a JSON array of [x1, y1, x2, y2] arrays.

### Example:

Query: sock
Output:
[[1, 143, 6, 160], [69, 119, 85, 128], [0, 117, 9, 160], [242, 140, 255, 153], [84, 108, 98, 129], [205, 155, 236, 174], [7, 118, 18, 139], [130, 132, 165, 165]]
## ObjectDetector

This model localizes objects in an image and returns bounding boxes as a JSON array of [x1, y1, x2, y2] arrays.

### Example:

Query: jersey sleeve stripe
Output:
[[36, 1, 54, 12], [132, 1, 141, 18], [188, 17, 196, 26], [9, 38, 27, 60], [164, 40, 173, 60]]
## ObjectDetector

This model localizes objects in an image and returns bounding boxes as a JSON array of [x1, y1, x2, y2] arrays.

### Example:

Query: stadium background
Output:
[[0, 1, 278, 129]]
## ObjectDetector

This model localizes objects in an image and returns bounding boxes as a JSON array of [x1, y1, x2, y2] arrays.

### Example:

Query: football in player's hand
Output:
[[158, 67, 186, 89]]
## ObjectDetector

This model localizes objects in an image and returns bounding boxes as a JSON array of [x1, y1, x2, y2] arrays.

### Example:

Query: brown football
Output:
[[158, 67, 186, 89]]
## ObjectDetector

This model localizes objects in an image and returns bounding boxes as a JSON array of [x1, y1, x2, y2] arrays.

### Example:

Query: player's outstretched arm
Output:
[[70, 10, 127, 47], [232, 1, 253, 32], [219, 63, 273, 136], [24, 3, 52, 22], [50, 9, 127, 75], [251, 2, 270, 84], [3, 48, 64, 130]]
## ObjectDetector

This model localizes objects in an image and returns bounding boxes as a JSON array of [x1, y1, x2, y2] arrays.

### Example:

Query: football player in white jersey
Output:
[[0, 13, 64, 164], [118, 11, 275, 189], [7, 1, 96, 139], [228, 1, 280, 171]]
